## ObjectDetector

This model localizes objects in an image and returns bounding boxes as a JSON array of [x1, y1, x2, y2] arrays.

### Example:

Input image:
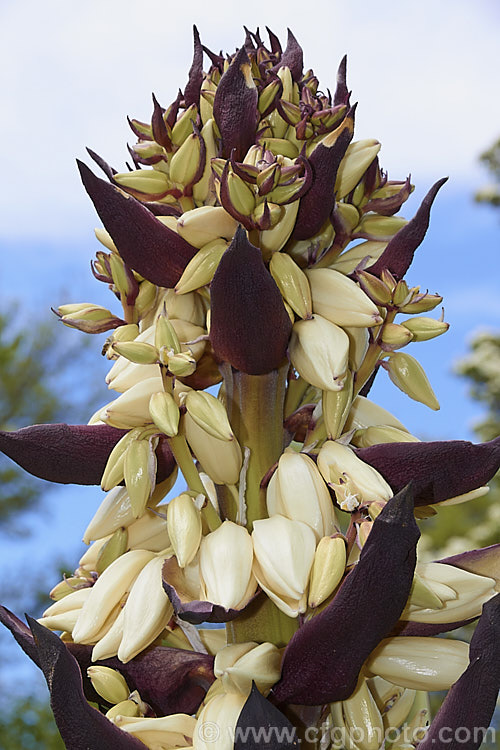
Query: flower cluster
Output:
[[1, 26, 499, 750]]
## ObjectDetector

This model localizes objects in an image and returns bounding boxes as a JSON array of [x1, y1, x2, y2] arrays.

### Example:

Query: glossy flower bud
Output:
[[252, 515, 316, 617], [167, 492, 202, 567], [214, 642, 282, 696], [289, 315, 349, 391], [200, 521, 257, 610], [266, 451, 336, 540]]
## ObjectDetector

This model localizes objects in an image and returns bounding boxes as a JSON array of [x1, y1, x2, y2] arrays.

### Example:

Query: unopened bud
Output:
[[380, 323, 413, 350], [306, 268, 382, 328], [149, 391, 180, 437], [335, 139, 381, 198], [112, 341, 159, 365], [352, 425, 420, 448], [171, 103, 198, 146], [269, 251, 312, 319], [289, 315, 349, 391], [155, 314, 181, 353], [177, 205, 238, 249], [87, 666, 130, 704], [259, 200, 300, 255], [308, 535, 347, 608], [354, 214, 407, 242], [167, 493, 202, 567], [356, 270, 393, 306], [113, 169, 170, 195], [214, 642, 282, 696], [382, 352, 440, 410], [169, 132, 203, 188], [183, 412, 242, 486], [95, 527, 129, 574], [399, 292, 443, 314], [342, 676, 384, 750], [124, 439, 155, 518], [164, 350, 196, 377], [185, 390, 234, 441], [402, 315, 449, 342], [322, 371, 353, 439], [200, 521, 257, 610], [105, 700, 141, 720], [175, 239, 228, 294]]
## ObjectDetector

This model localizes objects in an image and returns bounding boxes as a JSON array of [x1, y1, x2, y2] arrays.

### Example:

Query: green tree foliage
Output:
[[475, 138, 500, 207]]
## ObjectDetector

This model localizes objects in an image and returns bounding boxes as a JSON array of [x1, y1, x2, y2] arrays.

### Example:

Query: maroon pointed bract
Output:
[[0, 423, 176, 486], [151, 94, 172, 150], [184, 26, 204, 108], [235, 684, 299, 750], [292, 106, 355, 240], [333, 55, 350, 106], [417, 595, 500, 750], [368, 177, 448, 279], [357, 437, 500, 506], [273, 484, 419, 705], [210, 227, 292, 374], [77, 161, 197, 288], [274, 29, 303, 82], [26, 616, 146, 750], [213, 46, 258, 161]]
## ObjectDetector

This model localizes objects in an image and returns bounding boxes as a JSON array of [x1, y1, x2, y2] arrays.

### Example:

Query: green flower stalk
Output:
[[1, 26, 500, 750]]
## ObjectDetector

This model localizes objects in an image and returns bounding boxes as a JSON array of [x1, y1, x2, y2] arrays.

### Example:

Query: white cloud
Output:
[[0, 0, 499, 238]]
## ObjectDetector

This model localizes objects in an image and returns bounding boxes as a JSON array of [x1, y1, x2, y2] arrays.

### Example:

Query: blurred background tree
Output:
[[475, 138, 500, 207]]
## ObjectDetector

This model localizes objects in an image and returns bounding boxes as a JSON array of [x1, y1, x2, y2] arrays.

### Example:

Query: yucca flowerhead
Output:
[[1, 26, 499, 750]]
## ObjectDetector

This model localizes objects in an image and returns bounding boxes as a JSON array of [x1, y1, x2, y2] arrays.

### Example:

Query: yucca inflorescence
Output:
[[1, 26, 499, 750]]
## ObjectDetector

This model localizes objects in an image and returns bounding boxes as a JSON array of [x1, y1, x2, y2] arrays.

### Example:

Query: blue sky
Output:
[[1, 0, 499, 691]]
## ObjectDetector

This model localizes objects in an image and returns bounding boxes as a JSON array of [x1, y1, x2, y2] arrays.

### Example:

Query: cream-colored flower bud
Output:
[[106, 360, 160, 394], [169, 131, 203, 188], [252, 515, 316, 618], [167, 493, 202, 567], [306, 268, 382, 328], [259, 200, 300, 255], [289, 315, 349, 391], [402, 316, 449, 342], [214, 642, 282, 696], [366, 637, 469, 691], [344, 326, 369, 373], [317, 441, 393, 510], [43, 587, 92, 618], [95, 528, 128, 574], [161, 288, 205, 327], [114, 169, 170, 194], [177, 205, 238, 248], [356, 270, 393, 306], [118, 556, 174, 663], [308, 535, 346, 608], [91, 607, 125, 662], [72, 549, 155, 643], [194, 692, 247, 750], [124, 438, 155, 518], [401, 562, 496, 623], [105, 699, 141, 720], [354, 214, 407, 242], [380, 323, 413, 350], [368, 676, 405, 714], [269, 252, 312, 319], [323, 372, 353, 439], [155, 314, 181, 353], [383, 352, 440, 411], [183, 413, 242, 486], [126, 504, 170, 552], [332, 240, 387, 276], [345, 395, 410, 433], [176, 239, 228, 294], [335, 139, 381, 198], [170, 319, 207, 361], [266, 452, 336, 541], [149, 391, 180, 437], [114, 713, 197, 749], [112, 341, 159, 365], [49, 576, 92, 601], [84, 487, 135, 544], [351, 425, 420, 448], [342, 676, 384, 750], [79, 536, 109, 572], [99, 377, 165, 429], [200, 521, 256, 610], [165, 350, 197, 377], [185, 391, 234, 442], [38, 609, 82, 633], [383, 688, 416, 731], [87, 666, 130, 704]]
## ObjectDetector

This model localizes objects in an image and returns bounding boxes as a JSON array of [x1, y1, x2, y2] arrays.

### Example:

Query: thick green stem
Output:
[[168, 434, 206, 495], [221, 362, 298, 644], [220, 363, 288, 530]]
